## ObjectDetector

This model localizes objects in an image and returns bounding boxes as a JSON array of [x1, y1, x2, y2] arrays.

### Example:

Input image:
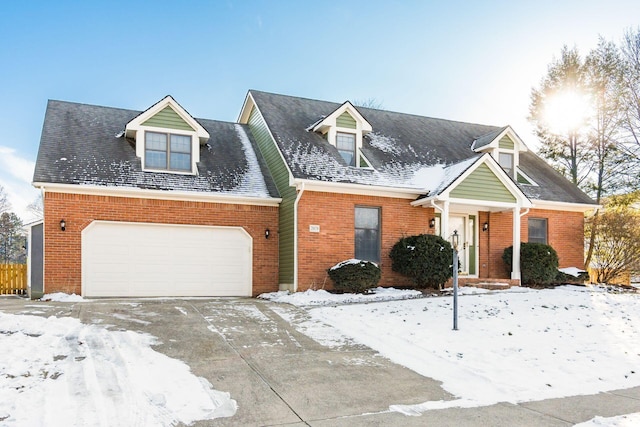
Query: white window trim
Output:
[[313, 102, 372, 169], [137, 127, 199, 175]]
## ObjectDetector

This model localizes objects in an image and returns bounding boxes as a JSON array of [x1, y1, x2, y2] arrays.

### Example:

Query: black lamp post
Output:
[[452, 229, 459, 331]]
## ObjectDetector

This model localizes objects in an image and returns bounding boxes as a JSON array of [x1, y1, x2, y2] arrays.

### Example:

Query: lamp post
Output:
[[452, 229, 459, 331]]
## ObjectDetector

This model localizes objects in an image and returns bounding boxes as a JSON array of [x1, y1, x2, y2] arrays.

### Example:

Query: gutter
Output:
[[293, 182, 305, 292]]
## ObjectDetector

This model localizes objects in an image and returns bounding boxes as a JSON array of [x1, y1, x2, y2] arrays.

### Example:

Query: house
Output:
[[31, 90, 597, 298]]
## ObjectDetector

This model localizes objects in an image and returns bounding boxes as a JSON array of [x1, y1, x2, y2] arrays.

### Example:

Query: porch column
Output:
[[441, 201, 450, 239], [511, 206, 521, 281]]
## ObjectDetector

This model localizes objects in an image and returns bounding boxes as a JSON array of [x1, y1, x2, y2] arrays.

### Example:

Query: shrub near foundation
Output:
[[389, 234, 454, 290], [503, 243, 559, 285], [328, 259, 381, 294]]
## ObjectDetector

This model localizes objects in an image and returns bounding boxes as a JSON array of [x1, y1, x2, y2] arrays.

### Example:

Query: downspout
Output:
[[520, 208, 530, 218], [293, 182, 305, 292]]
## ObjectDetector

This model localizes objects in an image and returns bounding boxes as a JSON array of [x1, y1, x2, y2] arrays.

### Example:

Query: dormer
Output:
[[312, 102, 373, 168], [125, 96, 210, 175], [471, 126, 529, 182]]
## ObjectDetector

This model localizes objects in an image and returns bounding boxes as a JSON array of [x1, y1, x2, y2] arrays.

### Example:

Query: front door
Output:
[[447, 214, 477, 276]]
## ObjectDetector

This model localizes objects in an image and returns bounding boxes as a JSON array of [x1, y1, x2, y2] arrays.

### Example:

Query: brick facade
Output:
[[482, 208, 585, 279], [296, 191, 435, 291], [296, 193, 585, 290], [43, 192, 279, 297]]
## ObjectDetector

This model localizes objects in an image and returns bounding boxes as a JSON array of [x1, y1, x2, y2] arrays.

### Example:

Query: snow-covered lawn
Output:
[[263, 285, 640, 417], [0, 311, 236, 426]]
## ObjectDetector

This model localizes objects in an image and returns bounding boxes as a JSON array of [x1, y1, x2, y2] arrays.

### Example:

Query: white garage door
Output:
[[82, 221, 252, 297]]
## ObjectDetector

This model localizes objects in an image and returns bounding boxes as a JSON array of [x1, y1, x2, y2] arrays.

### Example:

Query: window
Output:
[[355, 207, 381, 263], [499, 152, 514, 176], [528, 218, 547, 244], [336, 132, 356, 166], [145, 132, 192, 172]]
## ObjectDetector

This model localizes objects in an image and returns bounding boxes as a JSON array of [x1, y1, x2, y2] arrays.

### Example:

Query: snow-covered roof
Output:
[[249, 90, 595, 205], [34, 100, 279, 200]]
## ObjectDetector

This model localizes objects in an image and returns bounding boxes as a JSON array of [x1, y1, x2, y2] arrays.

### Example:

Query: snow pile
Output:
[[41, 292, 84, 302], [260, 287, 423, 306], [559, 266, 587, 277], [0, 313, 236, 426], [297, 285, 640, 412], [234, 124, 270, 197], [575, 413, 640, 426]]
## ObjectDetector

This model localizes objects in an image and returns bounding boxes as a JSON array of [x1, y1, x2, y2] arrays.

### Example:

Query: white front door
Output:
[[448, 215, 468, 274]]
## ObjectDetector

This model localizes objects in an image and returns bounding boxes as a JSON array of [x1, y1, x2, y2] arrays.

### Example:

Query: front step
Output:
[[445, 277, 520, 290]]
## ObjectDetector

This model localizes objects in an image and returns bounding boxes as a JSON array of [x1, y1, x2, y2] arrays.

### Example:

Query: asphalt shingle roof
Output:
[[250, 90, 595, 205], [33, 100, 279, 199]]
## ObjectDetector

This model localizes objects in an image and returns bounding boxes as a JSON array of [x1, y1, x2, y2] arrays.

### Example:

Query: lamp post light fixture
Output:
[[452, 229, 459, 331]]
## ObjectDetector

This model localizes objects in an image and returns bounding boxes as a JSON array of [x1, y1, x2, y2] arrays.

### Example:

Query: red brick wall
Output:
[[296, 191, 435, 291], [43, 192, 279, 297], [483, 208, 585, 278]]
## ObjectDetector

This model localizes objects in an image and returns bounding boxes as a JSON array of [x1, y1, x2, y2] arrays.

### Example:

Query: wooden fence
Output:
[[0, 264, 27, 295]]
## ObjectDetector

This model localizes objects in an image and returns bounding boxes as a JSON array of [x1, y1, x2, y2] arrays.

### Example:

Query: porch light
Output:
[[451, 229, 459, 250], [59, 219, 66, 232], [483, 222, 489, 232], [265, 228, 270, 239], [429, 218, 436, 228]]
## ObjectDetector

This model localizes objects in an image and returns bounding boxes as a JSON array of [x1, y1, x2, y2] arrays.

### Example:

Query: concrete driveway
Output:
[[1, 297, 639, 426]]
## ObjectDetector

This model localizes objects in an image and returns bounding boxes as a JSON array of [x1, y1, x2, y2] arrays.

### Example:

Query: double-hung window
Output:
[[528, 218, 548, 244], [336, 132, 356, 166], [145, 131, 192, 172], [355, 206, 381, 263]]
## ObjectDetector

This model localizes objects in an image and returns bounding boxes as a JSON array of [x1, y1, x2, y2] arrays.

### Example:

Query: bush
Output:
[[327, 259, 381, 294], [503, 243, 559, 285], [389, 234, 453, 289]]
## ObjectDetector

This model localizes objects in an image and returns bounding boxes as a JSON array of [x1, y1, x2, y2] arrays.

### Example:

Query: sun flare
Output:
[[543, 89, 591, 134]]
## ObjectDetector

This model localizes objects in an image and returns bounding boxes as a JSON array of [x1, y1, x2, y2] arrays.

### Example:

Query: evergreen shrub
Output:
[[389, 234, 453, 289], [327, 259, 381, 294], [503, 242, 559, 285]]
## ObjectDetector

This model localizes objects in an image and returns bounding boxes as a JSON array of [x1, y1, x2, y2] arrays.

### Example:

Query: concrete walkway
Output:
[[1, 296, 639, 426]]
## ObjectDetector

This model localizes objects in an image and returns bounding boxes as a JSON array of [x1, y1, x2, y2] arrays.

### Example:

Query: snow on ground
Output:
[[576, 413, 640, 426], [0, 312, 236, 426], [267, 285, 640, 414], [260, 287, 423, 306], [41, 292, 85, 302]]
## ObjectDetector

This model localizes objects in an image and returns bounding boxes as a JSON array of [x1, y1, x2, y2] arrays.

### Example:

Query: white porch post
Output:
[[441, 201, 450, 239], [511, 206, 521, 281]]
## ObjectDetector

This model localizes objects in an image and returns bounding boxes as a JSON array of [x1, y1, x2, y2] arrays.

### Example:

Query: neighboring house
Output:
[[32, 90, 597, 297]]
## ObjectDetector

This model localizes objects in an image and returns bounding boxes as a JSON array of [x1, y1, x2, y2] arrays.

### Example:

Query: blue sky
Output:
[[1, 0, 638, 221]]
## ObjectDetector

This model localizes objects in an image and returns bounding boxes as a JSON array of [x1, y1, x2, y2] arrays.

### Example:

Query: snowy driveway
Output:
[[2, 291, 640, 426], [0, 297, 449, 426]]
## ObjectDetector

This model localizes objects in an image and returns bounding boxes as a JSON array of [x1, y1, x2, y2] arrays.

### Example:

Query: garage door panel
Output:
[[83, 222, 252, 297]]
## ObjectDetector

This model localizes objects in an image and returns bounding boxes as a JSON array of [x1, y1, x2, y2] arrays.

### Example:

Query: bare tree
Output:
[[529, 46, 594, 187], [618, 27, 640, 188], [0, 185, 9, 214], [27, 194, 43, 219], [353, 98, 385, 110], [587, 194, 640, 284]]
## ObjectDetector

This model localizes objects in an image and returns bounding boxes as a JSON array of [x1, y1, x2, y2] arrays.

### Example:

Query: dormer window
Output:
[[125, 96, 210, 176], [145, 132, 192, 171], [472, 127, 527, 180], [499, 152, 514, 176], [311, 101, 373, 169], [337, 132, 356, 166]]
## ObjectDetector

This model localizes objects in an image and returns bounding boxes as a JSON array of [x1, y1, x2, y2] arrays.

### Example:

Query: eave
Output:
[[33, 182, 282, 207]]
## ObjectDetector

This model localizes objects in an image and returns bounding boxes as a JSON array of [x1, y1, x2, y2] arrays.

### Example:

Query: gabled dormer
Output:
[[312, 102, 373, 168], [471, 126, 531, 183], [125, 96, 210, 175]]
